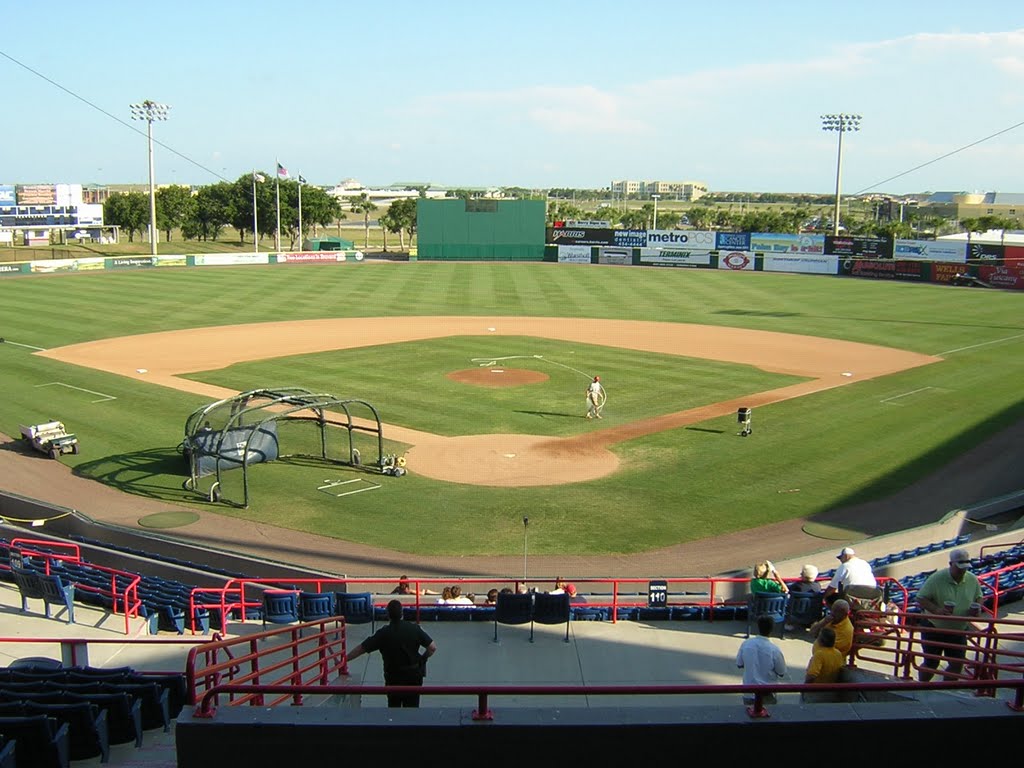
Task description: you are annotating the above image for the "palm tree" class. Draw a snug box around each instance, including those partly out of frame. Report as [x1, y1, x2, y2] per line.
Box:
[378, 211, 394, 252]
[349, 193, 377, 250]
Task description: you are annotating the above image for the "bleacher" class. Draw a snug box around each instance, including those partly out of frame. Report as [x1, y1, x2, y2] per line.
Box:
[0, 661, 186, 764]
[6, 530, 1024, 639]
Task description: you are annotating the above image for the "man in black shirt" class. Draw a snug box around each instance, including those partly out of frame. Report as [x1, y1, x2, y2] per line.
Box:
[345, 599, 437, 707]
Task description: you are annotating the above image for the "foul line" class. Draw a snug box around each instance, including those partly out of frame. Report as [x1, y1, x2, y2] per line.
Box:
[36, 382, 117, 403]
[937, 333, 1024, 356]
[471, 353, 593, 379]
[1, 339, 46, 351]
[880, 387, 933, 405]
[318, 478, 381, 498]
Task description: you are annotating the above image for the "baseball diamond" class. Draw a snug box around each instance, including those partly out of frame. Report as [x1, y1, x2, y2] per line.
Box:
[0, 262, 1022, 568]
[37, 316, 939, 487]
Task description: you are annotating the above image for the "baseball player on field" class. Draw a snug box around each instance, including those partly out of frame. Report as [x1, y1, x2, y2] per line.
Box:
[585, 375, 604, 419]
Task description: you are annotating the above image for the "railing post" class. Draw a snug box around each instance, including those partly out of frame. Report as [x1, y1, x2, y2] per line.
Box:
[291, 627, 303, 706]
[250, 638, 263, 706]
[746, 691, 770, 718]
[472, 692, 493, 721]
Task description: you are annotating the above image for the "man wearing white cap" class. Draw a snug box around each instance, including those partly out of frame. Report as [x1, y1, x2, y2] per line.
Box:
[824, 547, 876, 600]
[914, 547, 984, 682]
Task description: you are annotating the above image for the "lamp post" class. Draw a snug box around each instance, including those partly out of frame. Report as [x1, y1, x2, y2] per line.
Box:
[651, 194, 661, 230]
[522, 516, 529, 588]
[129, 100, 170, 255]
[820, 113, 861, 236]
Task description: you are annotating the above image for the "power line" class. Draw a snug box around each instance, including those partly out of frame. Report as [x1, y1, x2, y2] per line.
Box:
[0, 48, 230, 183]
[856, 119, 1024, 194]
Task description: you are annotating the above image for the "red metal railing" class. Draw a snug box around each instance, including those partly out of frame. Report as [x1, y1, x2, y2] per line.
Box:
[8, 537, 144, 634]
[186, 618, 348, 709]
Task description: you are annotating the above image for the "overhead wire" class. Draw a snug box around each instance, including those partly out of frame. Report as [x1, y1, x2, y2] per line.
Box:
[855, 119, 1024, 194]
[0, 48, 230, 182]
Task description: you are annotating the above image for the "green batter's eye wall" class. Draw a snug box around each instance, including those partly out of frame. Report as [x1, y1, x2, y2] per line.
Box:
[416, 199, 546, 261]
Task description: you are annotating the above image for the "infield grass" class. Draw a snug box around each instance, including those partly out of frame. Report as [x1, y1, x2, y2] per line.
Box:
[1, 262, 1022, 556]
[183, 336, 807, 437]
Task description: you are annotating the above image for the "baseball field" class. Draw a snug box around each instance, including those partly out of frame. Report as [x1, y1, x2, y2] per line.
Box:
[0, 262, 1021, 557]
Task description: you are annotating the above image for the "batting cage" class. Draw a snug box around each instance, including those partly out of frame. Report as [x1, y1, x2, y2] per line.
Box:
[180, 387, 384, 507]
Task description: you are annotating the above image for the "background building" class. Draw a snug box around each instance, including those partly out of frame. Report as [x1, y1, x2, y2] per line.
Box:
[610, 179, 709, 201]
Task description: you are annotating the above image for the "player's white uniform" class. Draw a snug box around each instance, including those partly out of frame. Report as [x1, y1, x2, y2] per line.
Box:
[586, 380, 603, 419]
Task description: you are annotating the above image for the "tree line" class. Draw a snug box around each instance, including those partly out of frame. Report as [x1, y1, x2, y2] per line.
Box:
[102, 176, 419, 251]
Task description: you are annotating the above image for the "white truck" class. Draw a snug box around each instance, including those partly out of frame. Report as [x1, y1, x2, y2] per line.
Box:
[19, 421, 80, 459]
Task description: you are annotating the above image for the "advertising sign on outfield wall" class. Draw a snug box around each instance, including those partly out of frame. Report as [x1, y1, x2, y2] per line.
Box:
[0, 262, 26, 276]
[557, 244, 592, 263]
[194, 253, 270, 266]
[0, 185, 15, 205]
[716, 232, 751, 251]
[967, 242, 1004, 261]
[750, 233, 825, 253]
[613, 229, 647, 247]
[109, 256, 157, 269]
[640, 248, 713, 267]
[276, 252, 363, 263]
[931, 262, 965, 284]
[647, 230, 716, 249]
[717, 251, 756, 271]
[825, 235, 891, 258]
[30, 257, 105, 274]
[596, 247, 633, 265]
[763, 254, 836, 274]
[978, 261, 1024, 289]
[893, 239, 967, 262]
[838, 259, 925, 280]
[546, 227, 614, 246]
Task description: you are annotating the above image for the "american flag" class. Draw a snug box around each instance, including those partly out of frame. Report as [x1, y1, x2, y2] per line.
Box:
[276, 162, 289, 179]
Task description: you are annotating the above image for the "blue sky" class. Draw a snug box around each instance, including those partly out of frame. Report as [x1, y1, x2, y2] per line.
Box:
[2, 1, 1022, 193]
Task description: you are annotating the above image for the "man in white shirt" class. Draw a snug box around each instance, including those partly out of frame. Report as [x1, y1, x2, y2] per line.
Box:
[825, 547, 876, 599]
[736, 614, 787, 708]
[585, 376, 604, 419]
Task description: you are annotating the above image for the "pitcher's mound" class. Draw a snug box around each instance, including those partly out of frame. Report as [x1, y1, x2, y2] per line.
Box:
[447, 368, 549, 387]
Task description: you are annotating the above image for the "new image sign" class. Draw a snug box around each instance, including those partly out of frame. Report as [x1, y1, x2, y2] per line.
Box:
[613, 229, 647, 247]
[0, 185, 15, 205]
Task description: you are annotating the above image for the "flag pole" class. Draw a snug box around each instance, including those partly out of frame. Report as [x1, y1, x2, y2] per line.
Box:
[274, 159, 282, 252]
[297, 176, 304, 251]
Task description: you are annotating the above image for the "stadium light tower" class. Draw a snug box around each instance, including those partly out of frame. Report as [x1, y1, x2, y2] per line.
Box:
[651, 194, 661, 230]
[820, 113, 861, 236]
[130, 100, 171, 255]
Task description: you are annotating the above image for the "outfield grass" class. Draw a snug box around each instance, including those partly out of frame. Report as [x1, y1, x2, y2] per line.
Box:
[1, 263, 1021, 556]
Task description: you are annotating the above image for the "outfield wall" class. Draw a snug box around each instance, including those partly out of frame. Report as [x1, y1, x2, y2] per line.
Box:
[1, 236, 1021, 290]
[0, 250, 366, 276]
[544, 230, 1024, 290]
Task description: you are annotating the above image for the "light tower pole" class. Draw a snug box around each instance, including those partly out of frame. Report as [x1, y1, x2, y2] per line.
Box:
[651, 194, 661, 230]
[129, 100, 171, 255]
[820, 113, 861, 236]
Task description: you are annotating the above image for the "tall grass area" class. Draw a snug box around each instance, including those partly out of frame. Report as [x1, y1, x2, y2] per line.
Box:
[0, 263, 1021, 555]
